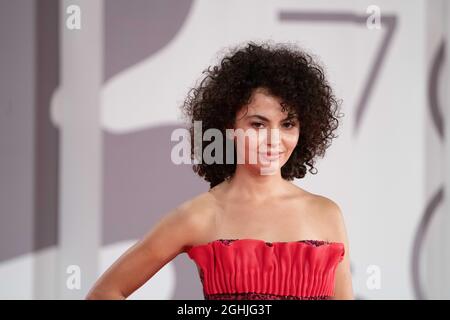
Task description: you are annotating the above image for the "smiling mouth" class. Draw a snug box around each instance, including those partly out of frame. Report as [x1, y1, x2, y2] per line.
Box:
[258, 152, 284, 159]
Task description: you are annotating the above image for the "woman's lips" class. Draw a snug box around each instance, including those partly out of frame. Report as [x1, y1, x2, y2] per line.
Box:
[258, 151, 284, 160]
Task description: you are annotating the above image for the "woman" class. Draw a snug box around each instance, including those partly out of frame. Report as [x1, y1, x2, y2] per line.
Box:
[86, 41, 354, 300]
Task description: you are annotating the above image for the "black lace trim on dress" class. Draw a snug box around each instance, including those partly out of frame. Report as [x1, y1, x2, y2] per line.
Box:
[217, 239, 332, 247]
[204, 292, 332, 300]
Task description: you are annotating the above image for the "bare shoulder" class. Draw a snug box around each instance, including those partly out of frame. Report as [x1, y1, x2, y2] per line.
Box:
[312, 194, 347, 244]
[178, 190, 218, 222]
[306, 193, 343, 218]
[291, 186, 347, 243]
[173, 191, 217, 245]
[132, 191, 217, 260]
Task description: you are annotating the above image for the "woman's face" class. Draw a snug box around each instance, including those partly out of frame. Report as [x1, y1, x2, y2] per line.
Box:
[232, 88, 300, 175]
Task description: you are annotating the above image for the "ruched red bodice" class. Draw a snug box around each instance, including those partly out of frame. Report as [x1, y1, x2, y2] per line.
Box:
[186, 238, 345, 300]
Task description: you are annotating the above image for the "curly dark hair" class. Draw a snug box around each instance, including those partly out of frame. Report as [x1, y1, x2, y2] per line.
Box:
[180, 40, 343, 189]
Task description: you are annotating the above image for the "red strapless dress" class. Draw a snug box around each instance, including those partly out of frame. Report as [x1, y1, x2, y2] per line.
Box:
[186, 238, 345, 300]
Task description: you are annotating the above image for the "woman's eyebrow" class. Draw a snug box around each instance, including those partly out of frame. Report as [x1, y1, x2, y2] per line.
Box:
[246, 114, 269, 121]
[246, 114, 297, 121]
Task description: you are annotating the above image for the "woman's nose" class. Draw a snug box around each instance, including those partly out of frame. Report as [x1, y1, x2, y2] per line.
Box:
[266, 128, 281, 146]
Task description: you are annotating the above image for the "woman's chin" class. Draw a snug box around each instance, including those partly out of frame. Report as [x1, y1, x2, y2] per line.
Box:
[255, 160, 284, 175]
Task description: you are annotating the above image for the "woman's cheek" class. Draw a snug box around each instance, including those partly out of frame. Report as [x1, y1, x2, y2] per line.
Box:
[284, 130, 300, 150]
[235, 134, 259, 164]
[247, 135, 260, 163]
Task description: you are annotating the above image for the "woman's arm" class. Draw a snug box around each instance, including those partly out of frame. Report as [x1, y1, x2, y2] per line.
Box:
[85, 201, 205, 300]
[328, 201, 354, 300]
[315, 196, 354, 300]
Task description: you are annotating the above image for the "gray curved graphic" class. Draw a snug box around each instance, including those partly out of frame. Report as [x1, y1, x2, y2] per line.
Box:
[428, 41, 445, 140]
[104, 0, 194, 81]
[411, 39, 446, 300]
[278, 11, 398, 136]
[412, 187, 444, 299]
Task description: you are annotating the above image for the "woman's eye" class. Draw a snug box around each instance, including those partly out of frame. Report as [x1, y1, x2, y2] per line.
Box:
[283, 122, 295, 129]
[251, 122, 265, 129]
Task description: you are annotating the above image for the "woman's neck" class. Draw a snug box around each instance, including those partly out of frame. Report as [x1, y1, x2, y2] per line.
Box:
[224, 165, 289, 202]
